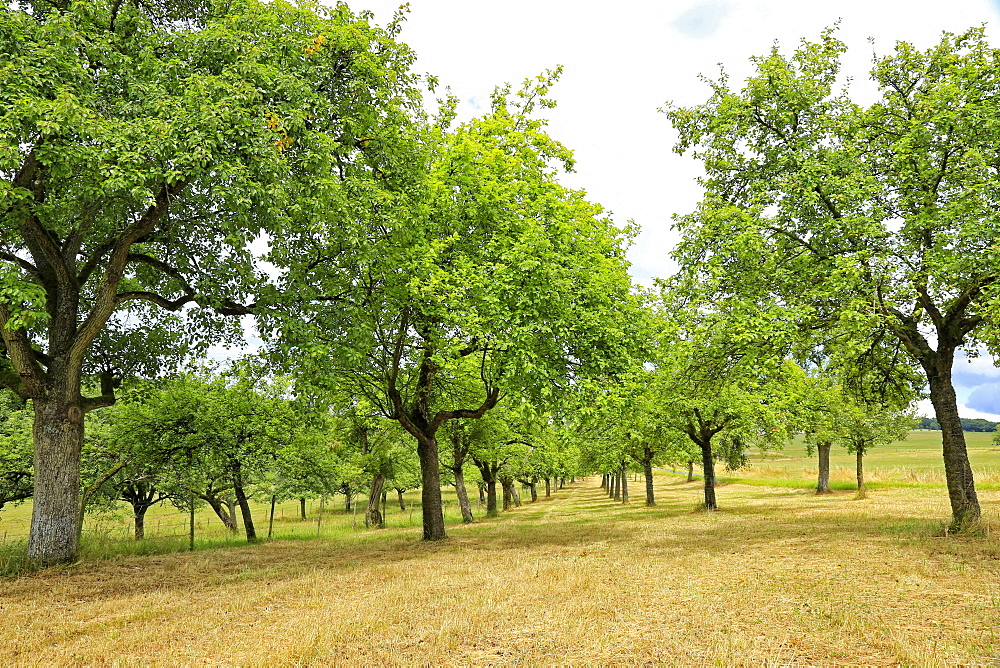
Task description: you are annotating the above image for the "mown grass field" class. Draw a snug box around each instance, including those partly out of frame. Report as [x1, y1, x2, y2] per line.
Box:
[0, 431, 998, 665]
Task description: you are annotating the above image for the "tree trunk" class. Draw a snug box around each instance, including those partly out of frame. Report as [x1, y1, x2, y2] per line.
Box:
[611, 470, 620, 500]
[300, 497, 307, 520]
[415, 435, 446, 540]
[600, 474, 607, 489]
[204, 495, 238, 532]
[134, 504, 148, 540]
[232, 462, 257, 543]
[225, 497, 238, 529]
[856, 449, 864, 492]
[620, 465, 629, 503]
[926, 356, 980, 529]
[453, 468, 474, 523]
[700, 439, 717, 510]
[344, 490, 353, 512]
[528, 481, 537, 502]
[546, 478, 551, 496]
[27, 397, 84, 566]
[687, 460, 695, 482]
[475, 468, 498, 518]
[816, 441, 831, 494]
[501, 476, 514, 511]
[366, 474, 385, 528]
[397, 488, 406, 511]
[643, 456, 655, 507]
[478, 484, 485, 505]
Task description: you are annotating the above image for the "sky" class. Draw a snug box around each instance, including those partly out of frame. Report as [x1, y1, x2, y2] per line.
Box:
[268, 0, 1000, 419]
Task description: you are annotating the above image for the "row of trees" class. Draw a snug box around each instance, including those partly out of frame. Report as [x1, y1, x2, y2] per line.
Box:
[2, 0, 996, 565]
[0, 0, 642, 565]
[0, 364, 591, 542]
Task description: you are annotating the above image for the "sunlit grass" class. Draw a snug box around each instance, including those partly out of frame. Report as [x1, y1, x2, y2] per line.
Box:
[0, 477, 997, 664]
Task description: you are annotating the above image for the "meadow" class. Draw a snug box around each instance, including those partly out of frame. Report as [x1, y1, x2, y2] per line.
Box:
[0, 431, 998, 665]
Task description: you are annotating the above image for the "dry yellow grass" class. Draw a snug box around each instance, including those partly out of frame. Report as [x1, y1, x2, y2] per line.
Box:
[1, 478, 999, 666]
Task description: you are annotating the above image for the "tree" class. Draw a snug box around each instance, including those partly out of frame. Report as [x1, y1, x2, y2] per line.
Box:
[0, 391, 33, 509]
[665, 28, 1000, 529]
[264, 74, 641, 540]
[0, 0, 420, 564]
[649, 305, 797, 510]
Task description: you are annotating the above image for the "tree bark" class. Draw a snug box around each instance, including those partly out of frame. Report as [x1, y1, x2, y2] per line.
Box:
[816, 440, 832, 494]
[366, 473, 385, 528]
[528, 480, 537, 502]
[415, 435, 446, 540]
[620, 464, 629, 503]
[453, 468, 474, 523]
[300, 497, 307, 520]
[687, 460, 695, 482]
[611, 470, 620, 500]
[27, 397, 84, 566]
[397, 488, 406, 511]
[925, 355, 980, 528]
[545, 477, 551, 497]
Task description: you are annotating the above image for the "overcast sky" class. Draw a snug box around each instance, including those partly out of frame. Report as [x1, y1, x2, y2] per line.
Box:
[312, 0, 1000, 418]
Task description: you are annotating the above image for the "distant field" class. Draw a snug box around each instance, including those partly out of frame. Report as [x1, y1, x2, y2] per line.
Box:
[679, 429, 1000, 491]
[0, 476, 997, 664]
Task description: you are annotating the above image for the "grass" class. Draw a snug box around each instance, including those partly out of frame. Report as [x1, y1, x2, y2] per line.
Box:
[0, 479, 998, 664]
[694, 429, 1000, 491]
[0, 431, 999, 664]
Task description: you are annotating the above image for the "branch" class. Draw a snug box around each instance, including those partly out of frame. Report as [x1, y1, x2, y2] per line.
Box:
[71, 179, 189, 366]
[0, 252, 41, 283]
[79, 370, 120, 413]
[428, 385, 501, 434]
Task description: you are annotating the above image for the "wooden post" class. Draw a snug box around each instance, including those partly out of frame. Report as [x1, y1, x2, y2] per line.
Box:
[268, 495, 276, 539]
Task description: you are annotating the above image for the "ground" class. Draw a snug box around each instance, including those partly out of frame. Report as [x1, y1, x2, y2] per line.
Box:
[0, 432, 998, 665]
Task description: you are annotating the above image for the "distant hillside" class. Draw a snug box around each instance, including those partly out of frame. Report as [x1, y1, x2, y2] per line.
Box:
[917, 417, 997, 432]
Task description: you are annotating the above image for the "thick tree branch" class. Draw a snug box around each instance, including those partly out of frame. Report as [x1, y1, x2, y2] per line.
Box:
[71, 180, 189, 366]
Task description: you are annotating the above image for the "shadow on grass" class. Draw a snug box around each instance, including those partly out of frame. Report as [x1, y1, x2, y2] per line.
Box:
[1, 478, 996, 605]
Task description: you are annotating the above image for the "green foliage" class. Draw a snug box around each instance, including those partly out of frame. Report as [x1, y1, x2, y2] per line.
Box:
[664, 26, 1000, 524]
[262, 71, 641, 426]
[0, 391, 32, 509]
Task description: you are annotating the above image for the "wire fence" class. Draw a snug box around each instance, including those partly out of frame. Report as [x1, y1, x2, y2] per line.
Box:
[0, 492, 495, 547]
